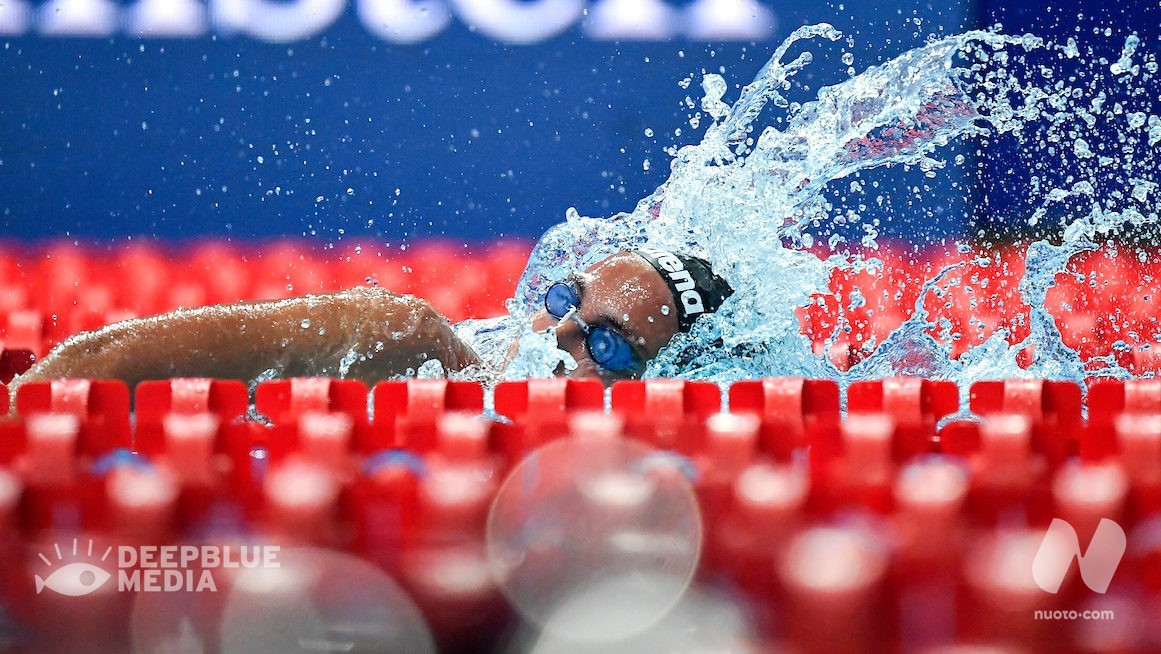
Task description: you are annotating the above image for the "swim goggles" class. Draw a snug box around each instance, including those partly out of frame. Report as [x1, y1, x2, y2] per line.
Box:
[544, 281, 640, 373]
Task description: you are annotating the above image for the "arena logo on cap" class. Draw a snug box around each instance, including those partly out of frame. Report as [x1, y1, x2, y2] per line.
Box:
[34, 538, 280, 596]
[638, 247, 706, 315]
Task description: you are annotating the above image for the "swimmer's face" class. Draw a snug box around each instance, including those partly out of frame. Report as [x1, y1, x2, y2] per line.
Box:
[530, 252, 680, 383]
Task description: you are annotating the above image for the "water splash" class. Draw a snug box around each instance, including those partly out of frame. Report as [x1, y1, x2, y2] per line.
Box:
[495, 25, 1159, 389]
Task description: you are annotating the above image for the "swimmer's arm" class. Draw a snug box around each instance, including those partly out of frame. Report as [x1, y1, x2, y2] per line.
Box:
[12, 287, 480, 390]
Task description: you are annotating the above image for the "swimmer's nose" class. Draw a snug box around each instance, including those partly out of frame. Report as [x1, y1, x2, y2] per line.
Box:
[551, 318, 588, 367]
[532, 308, 590, 375]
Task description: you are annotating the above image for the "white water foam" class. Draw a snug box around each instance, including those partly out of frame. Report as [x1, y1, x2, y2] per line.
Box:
[476, 25, 1159, 390]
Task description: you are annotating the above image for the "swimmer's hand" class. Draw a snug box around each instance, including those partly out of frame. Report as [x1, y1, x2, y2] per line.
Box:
[12, 287, 480, 392]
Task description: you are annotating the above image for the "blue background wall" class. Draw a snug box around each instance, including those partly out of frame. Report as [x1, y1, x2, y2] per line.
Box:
[0, 0, 1153, 245]
[976, 0, 1160, 238]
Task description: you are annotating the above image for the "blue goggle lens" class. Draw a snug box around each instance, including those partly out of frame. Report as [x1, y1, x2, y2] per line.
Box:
[587, 325, 637, 372]
[545, 282, 580, 318]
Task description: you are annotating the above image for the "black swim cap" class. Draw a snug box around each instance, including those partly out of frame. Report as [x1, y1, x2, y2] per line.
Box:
[631, 248, 734, 332]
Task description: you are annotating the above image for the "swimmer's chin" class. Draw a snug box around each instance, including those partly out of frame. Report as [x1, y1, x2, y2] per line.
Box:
[556, 357, 634, 387]
[554, 357, 588, 378]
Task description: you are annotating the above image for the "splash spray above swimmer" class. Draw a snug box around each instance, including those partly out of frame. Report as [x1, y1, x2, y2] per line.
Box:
[11, 23, 1161, 392]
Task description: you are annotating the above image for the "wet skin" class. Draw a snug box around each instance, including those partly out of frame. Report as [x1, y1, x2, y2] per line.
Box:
[11, 252, 681, 397]
[530, 252, 681, 383]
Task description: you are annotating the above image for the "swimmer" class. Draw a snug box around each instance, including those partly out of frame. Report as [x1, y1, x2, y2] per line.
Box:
[11, 248, 732, 392]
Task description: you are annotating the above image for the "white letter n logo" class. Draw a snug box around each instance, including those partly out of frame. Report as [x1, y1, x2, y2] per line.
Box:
[1032, 518, 1127, 594]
